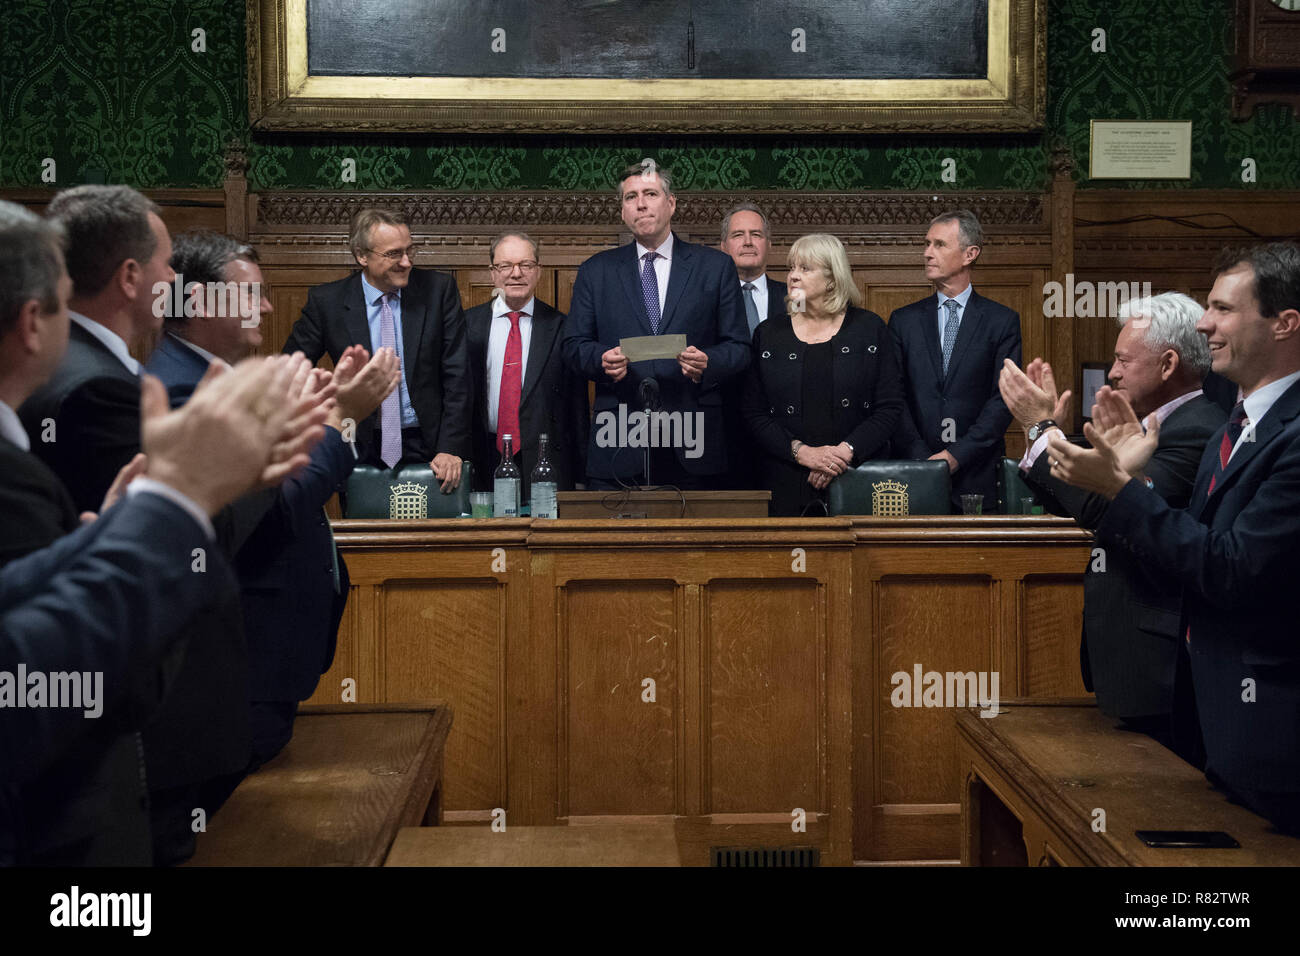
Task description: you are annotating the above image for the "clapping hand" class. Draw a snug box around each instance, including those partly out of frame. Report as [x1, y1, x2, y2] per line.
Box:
[1089, 385, 1160, 478]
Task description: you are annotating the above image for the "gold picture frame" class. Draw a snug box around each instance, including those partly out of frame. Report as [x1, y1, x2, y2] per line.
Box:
[247, 0, 1045, 133]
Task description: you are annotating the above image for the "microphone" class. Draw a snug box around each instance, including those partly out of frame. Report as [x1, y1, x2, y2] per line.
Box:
[637, 376, 661, 413]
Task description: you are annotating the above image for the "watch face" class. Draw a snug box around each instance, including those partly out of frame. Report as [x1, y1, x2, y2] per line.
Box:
[1269, 0, 1300, 11]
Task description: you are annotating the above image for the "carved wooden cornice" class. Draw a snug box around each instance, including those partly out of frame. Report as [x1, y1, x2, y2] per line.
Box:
[253, 191, 1048, 232]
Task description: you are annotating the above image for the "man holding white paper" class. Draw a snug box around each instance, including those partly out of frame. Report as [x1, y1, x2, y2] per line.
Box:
[562, 162, 751, 489]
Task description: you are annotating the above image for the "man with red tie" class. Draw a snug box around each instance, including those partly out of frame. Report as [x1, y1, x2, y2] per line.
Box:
[1048, 242, 1300, 834]
[466, 232, 588, 496]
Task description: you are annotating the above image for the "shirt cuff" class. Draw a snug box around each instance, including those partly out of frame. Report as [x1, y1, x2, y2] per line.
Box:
[1020, 432, 1052, 471]
[126, 477, 216, 540]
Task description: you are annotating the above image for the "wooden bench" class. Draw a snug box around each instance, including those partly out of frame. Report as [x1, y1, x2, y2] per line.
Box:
[384, 824, 681, 866]
[958, 699, 1300, 866]
[186, 702, 452, 866]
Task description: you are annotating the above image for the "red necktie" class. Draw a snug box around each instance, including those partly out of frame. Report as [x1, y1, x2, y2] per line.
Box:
[496, 310, 523, 453]
[1206, 401, 1247, 497]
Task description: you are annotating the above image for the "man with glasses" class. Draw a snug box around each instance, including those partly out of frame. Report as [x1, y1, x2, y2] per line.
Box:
[465, 231, 588, 497]
[284, 208, 470, 490]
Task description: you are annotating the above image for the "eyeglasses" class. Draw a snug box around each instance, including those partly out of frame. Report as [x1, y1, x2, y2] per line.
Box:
[368, 245, 419, 261]
[490, 260, 540, 274]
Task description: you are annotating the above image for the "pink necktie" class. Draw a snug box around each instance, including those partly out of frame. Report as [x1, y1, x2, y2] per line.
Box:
[379, 293, 401, 469]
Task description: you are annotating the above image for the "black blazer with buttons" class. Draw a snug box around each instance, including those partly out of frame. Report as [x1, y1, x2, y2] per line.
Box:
[741, 306, 904, 516]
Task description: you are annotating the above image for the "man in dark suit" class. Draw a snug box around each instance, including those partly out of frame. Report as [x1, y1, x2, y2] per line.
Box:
[282, 207, 471, 491]
[466, 231, 587, 498]
[562, 163, 751, 488]
[890, 210, 1022, 512]
[147, 230, 400, 768]
[16, 187, 258, 865]
[719, 202, 786, 489]
[0, 204, 326, 863]
[1049, 241, 1300, 833]
[2, 351, 330, 866]
[1001, 293, 1223, 752]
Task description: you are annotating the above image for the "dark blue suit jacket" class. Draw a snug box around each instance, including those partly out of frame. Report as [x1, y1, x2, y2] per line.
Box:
[0, 493, 218, 864]
[562, 234, 751, 479]
[889, 290, 1022, 509]
[145, 333, 354, 703]
[1097, 377, 1300, 796]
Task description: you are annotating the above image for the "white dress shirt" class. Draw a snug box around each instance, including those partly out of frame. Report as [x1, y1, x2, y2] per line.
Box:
[1232, 369, 1300, 462]
[486, 295, 535, 433]
[1021, 388, 1204, 472]
[741, 274, 770, 324]
[71, 311, 140, 375]
[634, 233, 674, 316]
[0, 399, 29, 450]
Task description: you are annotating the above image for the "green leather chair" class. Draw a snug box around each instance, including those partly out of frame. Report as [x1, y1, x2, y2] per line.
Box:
[344, 462, 474, 519]
[997, 457, 1041, 514]
[827, 459, 952, 516]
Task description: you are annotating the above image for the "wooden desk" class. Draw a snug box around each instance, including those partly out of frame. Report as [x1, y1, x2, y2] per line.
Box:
[186, 703, 452, 867]
[385, 824, 681, 866]
[958, 699, 1300, 866]
[317, 516, 1091, 863]
[557, 490, 771, 518]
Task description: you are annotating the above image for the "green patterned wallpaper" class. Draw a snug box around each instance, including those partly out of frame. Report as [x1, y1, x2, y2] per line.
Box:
[2, 0, 1297, 191]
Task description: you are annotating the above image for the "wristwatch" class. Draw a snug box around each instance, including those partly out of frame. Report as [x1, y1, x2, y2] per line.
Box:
[791, 439, 804, 461]
[1027, 419, 1058, 442]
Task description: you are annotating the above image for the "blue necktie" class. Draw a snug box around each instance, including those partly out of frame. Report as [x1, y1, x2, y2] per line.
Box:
[941, 299, 961, 375]
[641, 252, 662, 334]
[742, 282, 761, 335]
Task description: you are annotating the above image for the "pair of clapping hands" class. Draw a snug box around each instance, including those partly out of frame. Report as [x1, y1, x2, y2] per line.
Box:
[999, 357, 1161, 501]
[85, 348, 402, 523]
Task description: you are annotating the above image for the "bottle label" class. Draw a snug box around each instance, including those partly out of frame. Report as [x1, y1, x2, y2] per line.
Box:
[532, 482, 558, 519]
[493, 478, 520, 517]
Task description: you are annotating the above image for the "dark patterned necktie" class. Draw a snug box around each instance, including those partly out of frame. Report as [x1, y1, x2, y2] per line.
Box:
[941, 299, 960, 375]
[641, 251, 662, 334]
[1206, 401, 1247, 497]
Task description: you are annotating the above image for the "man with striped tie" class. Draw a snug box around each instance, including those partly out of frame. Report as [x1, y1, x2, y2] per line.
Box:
[890, 210, 1022, 513]
[562, 162, 750, 489]
[1048, 242, 1300, 834]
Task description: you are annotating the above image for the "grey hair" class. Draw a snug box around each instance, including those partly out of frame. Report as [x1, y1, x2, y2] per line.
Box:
[616, 161, 674, 200]
[720, 202, 771, 243]
[0, 200, 66, 338]
[167, 230, 260, 325]
[489, 230, 540, 263]
[930, 209, 984, 250]
[348, 207, 409, 259]
[1116, 292, 1212, 378]
[45, 185, 160, 298]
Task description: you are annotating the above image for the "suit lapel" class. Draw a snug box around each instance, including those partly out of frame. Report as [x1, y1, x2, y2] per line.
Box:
[343, 274, 372, 351]
[1204, 380, 1300, 506]
[766, 278, 787, 321]
[918, 295, 944, 385]
[398, 272, 427, 373]
[616, 244, 654, 336]
[521, 302, 559, 408]
[659, 236, 694, 334]
[943, 291, 980, 387]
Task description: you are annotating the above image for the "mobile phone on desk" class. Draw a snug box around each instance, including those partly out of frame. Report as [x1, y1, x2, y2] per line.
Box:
[1135, 830, 1240, 849]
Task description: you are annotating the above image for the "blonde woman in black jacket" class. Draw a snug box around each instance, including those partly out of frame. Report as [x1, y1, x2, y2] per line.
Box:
[742, 234, 904, 516]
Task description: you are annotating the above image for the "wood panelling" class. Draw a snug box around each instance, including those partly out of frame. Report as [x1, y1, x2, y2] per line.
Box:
[323, 516, 1086, 864]
[561, 581, 677, 816]
[707, 581, 822, 815]
[851, 518, 1091, 861]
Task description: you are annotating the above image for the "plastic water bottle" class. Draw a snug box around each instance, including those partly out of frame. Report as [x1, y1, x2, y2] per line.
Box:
[531, 433, 558, 519]
[493, 434, 521, 517]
